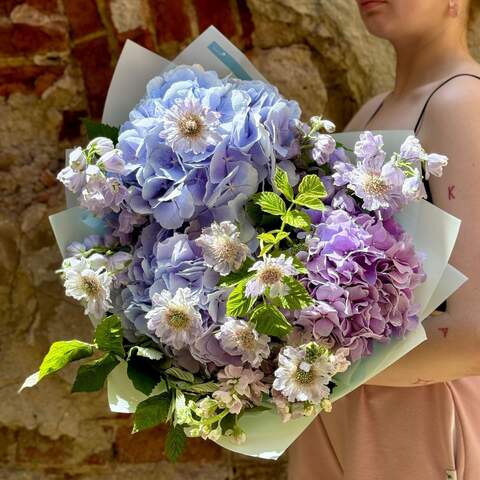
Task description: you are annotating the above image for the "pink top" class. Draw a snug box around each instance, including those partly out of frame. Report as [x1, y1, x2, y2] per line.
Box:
[288, 377, 480, 479]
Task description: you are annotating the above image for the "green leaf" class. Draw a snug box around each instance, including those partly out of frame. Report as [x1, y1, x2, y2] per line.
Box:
[133, 392, 171, 433]
[71, 353, 119, 393]
[259, 243, 274, 256]
[82, 118, 119, 143]
[165, 424, 187, 462]
[165, 367, 195, 384]
[219, 257, 254, 287]
[250, 304, 292, 337]
[281, 210, 311, 231]
[294, 193, 325, 211]
[127, 346, 163, 361]
[255, 192, 287, 216]
[226, 280, 256, 317]
[298, 175, 327, 197]
[127, 359, 160, 396]
[258, 231, 290, 245]
[257, 232, 276, 244]
[292, 256, 308, 274]
[95, 315, 124, 356]
[185, 381, 219, 394]
[274, 168, 294, 201]
[273, 277, 313, 310]
[39, 340, 94, 381]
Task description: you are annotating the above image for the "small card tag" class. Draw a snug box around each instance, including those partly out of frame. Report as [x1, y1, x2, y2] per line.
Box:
[446, 470, 457, 480]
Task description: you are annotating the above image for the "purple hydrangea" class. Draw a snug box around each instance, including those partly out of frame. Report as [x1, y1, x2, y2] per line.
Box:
[297, 209, 425, 361]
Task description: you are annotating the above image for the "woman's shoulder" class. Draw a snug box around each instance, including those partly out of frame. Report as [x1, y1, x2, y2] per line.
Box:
[344, 92, 389, 131]
[422, 68, 480, 134]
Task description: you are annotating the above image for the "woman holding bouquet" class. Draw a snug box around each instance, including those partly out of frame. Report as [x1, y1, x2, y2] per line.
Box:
[289, 0, 480, 478]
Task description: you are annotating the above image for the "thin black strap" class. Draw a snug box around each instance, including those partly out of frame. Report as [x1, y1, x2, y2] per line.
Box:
[414, 73, 480, 134]
[364, 97, 386, 129]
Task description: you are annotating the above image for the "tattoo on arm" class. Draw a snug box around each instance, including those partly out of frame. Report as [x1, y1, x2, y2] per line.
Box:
[448, 185, 456, 200]
[438, 327, 449, 338]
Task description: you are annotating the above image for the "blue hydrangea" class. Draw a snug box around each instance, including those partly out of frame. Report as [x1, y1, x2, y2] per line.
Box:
[117, 66, 301, 231]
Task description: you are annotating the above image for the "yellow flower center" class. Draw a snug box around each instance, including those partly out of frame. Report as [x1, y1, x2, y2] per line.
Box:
[259, 266, 283, 285]
[236, 328, 256, 350]
[364, 174, 389, 196]
[166, 307, 191, 330]
[214, 239, 240, 262]
[178, 114, 203, 138]
[295, 368, 315, 385]
[81, 276, 101, 296]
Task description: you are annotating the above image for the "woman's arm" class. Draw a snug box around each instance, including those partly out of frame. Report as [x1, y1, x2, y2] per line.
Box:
[368, 77, 480, 387]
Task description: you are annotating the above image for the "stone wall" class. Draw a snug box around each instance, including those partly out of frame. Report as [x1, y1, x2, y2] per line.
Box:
[0, 1, 478, 479]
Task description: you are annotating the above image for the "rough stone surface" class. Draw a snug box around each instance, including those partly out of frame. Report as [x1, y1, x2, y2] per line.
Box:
[1, 1, 480, 479]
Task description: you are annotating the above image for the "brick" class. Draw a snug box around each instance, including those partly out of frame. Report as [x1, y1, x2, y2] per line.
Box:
[237, 0, 254, 49]
[72, 36, 113, 118]
[114, 424, 222, 464]
[114, 424, 167, 463]
[59, 110, 88, 141]
[64, 0, 103, 39]
[193, 0, 237, 37]
[0, 24, 68, 55]
[0, 65, 65, 96]
[149, 0, 191, 43]
[117, 28, 155, 50]
[16, 429, 74, 465]
[1, 0, 59, 14]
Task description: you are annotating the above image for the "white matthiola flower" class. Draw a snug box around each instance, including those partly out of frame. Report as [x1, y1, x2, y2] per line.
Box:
[245, 254, 298, 298]
[57, 147, 87, 193]
[87, 137, 114, 156]
[98, 149, 126, 174]
[196, 221, 250, 275]
[68, 147, 87, 170]
[273, 344, 350, 404]
[399, 135, 448, 179]
[145, 288, 203, 350]
[425, 153, 448, 179]
[63, 257, 112, 319]
[399, 135, 424, 164]
[402, 170, 427, 201]
[216, 318, 270, 367]
[160, 94, 221, 154]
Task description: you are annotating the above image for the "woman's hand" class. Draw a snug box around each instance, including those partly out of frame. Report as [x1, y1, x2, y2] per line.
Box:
[368, 76, 480, 387]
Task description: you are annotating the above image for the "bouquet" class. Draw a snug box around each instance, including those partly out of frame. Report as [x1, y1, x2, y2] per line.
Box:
[21, 27, 466, 461]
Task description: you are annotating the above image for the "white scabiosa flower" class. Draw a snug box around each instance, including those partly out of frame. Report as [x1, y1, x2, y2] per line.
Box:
[245, 254, 298, 298]
[196, 221, 250, 275]
[216, 318, 270, 367]
[63, 257, 112, 320]
[160, 94, 221, 154]
[146, 288, 203, 350]
[273, 343, 349, 404]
